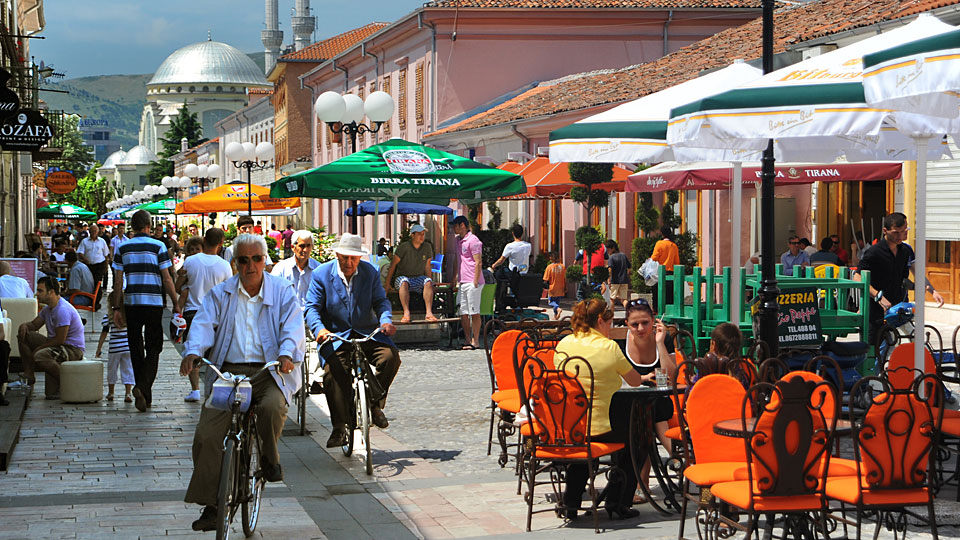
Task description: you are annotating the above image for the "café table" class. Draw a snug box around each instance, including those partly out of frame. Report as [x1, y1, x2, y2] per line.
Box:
[612, 385, 681, 515]
[713, 417, 852, 438]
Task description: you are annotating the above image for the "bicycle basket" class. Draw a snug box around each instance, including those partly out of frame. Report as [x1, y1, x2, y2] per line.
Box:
[210, 377, 253, 412]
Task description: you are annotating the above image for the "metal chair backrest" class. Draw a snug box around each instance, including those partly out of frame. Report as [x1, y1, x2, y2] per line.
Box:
[488, 329, 524, 393]
[686, 373, 747, 464]
[743, 375, 838, 498]
[886, 342, 937, 390]
[803, 355, 844, 392]
[527, 356, 593, 450]
[848, 373, 943, 491]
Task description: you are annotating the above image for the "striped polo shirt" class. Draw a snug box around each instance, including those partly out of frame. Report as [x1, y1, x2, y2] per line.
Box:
[113, 233, 171, 307]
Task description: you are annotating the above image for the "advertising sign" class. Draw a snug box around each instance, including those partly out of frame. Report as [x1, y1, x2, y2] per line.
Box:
[0, 68, 20, 119]
[0, 110, 54, 152]
[0, 257, 37, 294]
[46, 169, 77, 194]
[751, 287, 823, 347]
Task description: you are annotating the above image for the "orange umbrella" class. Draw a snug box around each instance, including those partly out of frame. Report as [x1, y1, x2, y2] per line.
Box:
[175, 181, 300, 215]
[497, 157, 631, 199]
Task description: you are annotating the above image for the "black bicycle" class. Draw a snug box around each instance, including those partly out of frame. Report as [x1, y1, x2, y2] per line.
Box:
[199, 358, 279, 540]
[292, 337, 318, 436]
[327, 329, 382, 475]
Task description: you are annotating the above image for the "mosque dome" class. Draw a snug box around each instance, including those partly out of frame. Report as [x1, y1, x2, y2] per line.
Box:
[120, 145, 159, 165]
[101, 149, 127, 169]
[148, 40, 269, 87]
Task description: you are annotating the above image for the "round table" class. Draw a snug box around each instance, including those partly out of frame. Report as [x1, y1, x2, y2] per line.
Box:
[713, 417, 853, 438]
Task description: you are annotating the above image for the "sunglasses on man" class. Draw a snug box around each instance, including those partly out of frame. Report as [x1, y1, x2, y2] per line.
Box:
[236, 255, 265, 265]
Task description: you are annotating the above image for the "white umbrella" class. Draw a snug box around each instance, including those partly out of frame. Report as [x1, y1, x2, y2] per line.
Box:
[667, 14, 960, 371]
[547, 61, 762, 164]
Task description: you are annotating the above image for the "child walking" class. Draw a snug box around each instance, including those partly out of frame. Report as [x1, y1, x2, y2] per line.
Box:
[96, 305, 134, 402]
[542, 251, 566, 319]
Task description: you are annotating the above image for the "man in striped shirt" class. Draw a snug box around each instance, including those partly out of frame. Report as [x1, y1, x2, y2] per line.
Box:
[111, 210, 179, 412]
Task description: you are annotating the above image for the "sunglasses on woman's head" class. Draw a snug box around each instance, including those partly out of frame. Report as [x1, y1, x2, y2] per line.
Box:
[236, 255, 265, 265]
[628, 298, 649, 306]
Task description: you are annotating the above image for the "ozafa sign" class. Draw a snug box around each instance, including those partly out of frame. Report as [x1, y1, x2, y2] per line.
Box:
[46, 169, 77, 194]
[751, 287, 823, 347]
[0, 110, 53, 151]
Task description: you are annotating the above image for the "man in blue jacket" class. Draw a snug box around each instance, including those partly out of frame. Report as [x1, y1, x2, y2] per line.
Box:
[305, 233, 399, 448]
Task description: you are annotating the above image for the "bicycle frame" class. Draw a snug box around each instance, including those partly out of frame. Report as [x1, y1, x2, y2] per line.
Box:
[326, 329, 381, 475]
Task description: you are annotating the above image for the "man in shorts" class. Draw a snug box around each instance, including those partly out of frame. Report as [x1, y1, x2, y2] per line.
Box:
[452, 216, 483, 350]
[605, 239, 631, 309]
[385, 223, 437, 323]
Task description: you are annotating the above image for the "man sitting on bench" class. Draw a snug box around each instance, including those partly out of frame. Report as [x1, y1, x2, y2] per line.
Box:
[385, 224, 437, 323]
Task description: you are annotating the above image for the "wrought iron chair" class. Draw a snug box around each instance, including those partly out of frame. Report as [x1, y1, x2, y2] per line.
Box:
[709, 375, 838, 540]
[483, 326, 525, 466]
[825, 371, 944, 540]
[522, 356, 623, 533]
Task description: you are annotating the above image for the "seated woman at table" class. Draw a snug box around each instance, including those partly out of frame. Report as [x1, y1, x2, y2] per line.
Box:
[623, 298, 677, 498]
[555, 298, 645, 520]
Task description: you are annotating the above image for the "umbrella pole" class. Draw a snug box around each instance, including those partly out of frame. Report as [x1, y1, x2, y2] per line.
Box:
[393, 195, 399, 245]
[731, 162, 742, 324]
[914, 137, 930, 375]
[373, 199, 381, 257]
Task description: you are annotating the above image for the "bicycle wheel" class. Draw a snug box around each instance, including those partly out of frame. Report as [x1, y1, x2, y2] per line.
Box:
[341, 387, 355, 457]
[297, 355, 308, 436]
[216, 438, 237, 540]
[356, 380, 373, 475]
[241, 424, 264, 537]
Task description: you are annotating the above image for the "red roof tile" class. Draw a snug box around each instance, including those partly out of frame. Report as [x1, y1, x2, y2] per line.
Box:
[423, 0, 764, 7]
[427, 0, 960, 137]
[280, 23, 390, 62]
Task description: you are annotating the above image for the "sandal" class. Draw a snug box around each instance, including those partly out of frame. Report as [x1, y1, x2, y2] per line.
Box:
[425, 315, 438, 322]
[461, 344, 477, 351]
[106, 394, 114, 401]
[400, 315, 411, 323]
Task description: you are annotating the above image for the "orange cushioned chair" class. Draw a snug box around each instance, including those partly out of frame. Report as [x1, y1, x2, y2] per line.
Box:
[677, 372, 749, 540]
[523, 358, 623, 534]
[825, 373, 944, 540]
[68, 280, 101, 329]
[484, 328, 525, 465]
[710, 375, 838, 539]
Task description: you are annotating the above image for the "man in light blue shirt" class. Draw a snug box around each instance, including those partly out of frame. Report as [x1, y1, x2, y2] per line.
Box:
[180, 234, 304, 532]
[270, 230, 319, 310]
[64, 251, 95, 307]
[780, 235, 811, 276]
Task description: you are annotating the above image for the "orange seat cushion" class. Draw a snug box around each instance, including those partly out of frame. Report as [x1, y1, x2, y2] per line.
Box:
[492, 389, 519, 403]
[684, 462, 749, 486]
[520, 422, 543, 436]
[824, 476, 931, 505]
[712, 481, 823, 512]
[497, 397, 522, 414]
[938, 416, 960, 437]
[935, 407, 960, 419]
[534, 442, 624, 460]
[824, 458, 858, 478]
[664, 426, 683, 441]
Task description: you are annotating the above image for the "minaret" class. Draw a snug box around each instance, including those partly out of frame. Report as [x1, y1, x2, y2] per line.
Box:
[261, 0, 283, 75]
[291, 0, 315, 51]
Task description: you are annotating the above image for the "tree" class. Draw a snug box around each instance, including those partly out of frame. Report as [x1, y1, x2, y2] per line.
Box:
[568, 162, 613, 224]
[63, 166, 111, 216]
[146, 103, 207, 185]
[57, 115, 95, 178]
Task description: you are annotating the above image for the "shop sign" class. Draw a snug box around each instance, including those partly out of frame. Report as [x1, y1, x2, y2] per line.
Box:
[0, 110, 53, 151]
[46, 169, 77, 194]
[0, 68, 20, 119]
[751, 287, 823, 347]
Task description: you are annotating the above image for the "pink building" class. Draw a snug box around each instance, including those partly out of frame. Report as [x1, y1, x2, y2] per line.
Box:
[300, 0, 765, 247]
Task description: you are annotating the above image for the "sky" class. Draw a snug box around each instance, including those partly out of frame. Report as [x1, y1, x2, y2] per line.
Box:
[33, 0, 427, 79]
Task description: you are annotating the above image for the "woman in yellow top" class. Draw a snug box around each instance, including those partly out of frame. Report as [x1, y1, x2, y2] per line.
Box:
[651, 225, 680, 310]
[555, 298, 644, 520]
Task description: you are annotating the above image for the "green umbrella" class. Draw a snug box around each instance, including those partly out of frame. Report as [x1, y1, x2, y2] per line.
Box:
[36, 203, 97, 220]
[270, 138, 525, 202]
[123, 198, 178, 218]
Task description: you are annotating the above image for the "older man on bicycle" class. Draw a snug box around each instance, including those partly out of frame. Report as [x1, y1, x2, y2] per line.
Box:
[305, 232, 399, 448]
[179, 234, 305, 532]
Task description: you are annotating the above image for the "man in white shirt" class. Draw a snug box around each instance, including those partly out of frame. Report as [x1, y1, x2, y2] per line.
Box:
[490, 223, 532, 276]
[270, 230, 319, 310]
[76, 224, 110, 309]
[177, 228, 232, 402]
[0, 261, 31, 298]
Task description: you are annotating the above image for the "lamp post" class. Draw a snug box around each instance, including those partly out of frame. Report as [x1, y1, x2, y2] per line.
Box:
[183, 163, 222, 231]
[224, 141, 274, 216]
[314, 90, 395, 233]
[757, 0, 780, 358]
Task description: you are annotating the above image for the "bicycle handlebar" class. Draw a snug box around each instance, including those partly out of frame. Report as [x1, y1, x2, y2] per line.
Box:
[196, 358, 281, 383]
[324, 328, 381, 344]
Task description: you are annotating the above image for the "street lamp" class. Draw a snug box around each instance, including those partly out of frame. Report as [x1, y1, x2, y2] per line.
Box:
[314, 90, 395, 233]
[757, 0, 780, 358]
[225, 141, 273, 215]
[183, 162, 221, 231]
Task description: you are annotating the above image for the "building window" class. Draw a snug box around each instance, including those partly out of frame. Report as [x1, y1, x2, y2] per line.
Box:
[203, 86, 209, 92]
[217, 86, 223, 92]
[177, 87, 182, 92]
[189, 86, 195, 92]
[415, 63, 424, 127]
[381, 75, 391, 137]
[930, 240, 952, 264]
[398, 67, 407, 131]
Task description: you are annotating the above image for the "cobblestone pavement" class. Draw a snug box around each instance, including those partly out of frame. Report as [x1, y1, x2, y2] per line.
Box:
[0, 303, 959, 539]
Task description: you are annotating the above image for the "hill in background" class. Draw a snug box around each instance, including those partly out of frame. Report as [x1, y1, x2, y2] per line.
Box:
[39, 52, 268, 152]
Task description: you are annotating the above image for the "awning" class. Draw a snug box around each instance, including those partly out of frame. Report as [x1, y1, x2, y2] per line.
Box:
[626, 161, 904, 192]
[497, 157, 631, 199]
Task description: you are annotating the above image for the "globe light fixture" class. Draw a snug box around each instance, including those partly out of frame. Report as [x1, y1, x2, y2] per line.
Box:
[225, 139, 273, 215]
[313, 89, 397, 232]
[183, 163, 200, 178]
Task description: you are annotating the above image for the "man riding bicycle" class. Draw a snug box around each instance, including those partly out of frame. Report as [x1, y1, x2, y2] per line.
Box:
[304, 233, 399, 448]
[179, 234, 305, 531]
